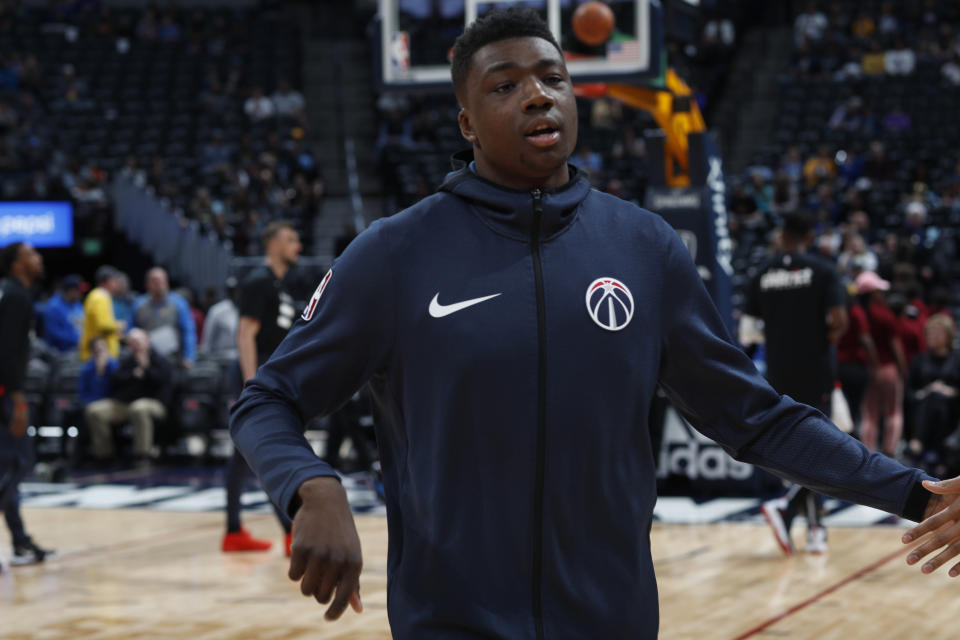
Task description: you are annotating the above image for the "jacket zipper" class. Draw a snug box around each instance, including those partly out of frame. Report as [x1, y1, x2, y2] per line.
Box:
[530, 188, 547, 640]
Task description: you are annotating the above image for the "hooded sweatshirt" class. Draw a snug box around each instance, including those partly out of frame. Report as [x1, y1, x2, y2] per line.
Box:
[231, 152, 931, 639]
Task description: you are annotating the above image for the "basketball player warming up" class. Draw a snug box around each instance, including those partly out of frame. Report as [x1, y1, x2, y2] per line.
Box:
[230, 9, 960, 639]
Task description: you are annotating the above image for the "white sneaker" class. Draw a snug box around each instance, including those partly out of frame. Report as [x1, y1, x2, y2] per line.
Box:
[806, 527, 828, 554]
[761, 499, 794, 555]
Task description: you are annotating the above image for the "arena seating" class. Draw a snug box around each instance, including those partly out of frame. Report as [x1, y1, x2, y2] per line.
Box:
[1, 3, 313, 254]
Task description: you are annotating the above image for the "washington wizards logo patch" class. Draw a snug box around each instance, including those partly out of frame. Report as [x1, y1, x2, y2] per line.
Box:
[585, 277, 634, 331]
[302, 269, 333, 321]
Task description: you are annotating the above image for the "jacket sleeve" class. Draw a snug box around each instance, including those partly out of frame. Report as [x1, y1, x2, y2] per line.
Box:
[172, 293, 197, 362]
[93, 291, 122, 335]
[230, 221, 396, 517]
[655, 222, 933, 521]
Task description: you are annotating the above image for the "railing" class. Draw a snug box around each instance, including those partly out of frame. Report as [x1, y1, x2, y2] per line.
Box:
[110, 175, 232, 297]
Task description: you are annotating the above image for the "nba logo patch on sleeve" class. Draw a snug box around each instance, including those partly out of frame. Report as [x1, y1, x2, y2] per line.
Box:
[302, 269, 333, 321]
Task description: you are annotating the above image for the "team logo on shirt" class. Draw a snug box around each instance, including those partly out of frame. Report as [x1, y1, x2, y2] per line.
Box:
[301, 269, 333, 321]
[585, 277, 634, 331]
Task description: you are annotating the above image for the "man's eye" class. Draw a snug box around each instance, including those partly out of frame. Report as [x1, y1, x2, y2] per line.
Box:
[545, 75, 564, 84]
[494, 83, 514, 94]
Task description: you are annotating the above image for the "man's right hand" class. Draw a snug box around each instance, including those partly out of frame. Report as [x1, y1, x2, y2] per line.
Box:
[289, 476, 364, 621]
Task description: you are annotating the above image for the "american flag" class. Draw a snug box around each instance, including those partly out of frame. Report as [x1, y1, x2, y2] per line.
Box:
[607, 39, 641, 63]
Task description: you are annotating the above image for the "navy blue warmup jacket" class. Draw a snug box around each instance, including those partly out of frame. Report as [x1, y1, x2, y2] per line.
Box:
[231, 153, 932, 639]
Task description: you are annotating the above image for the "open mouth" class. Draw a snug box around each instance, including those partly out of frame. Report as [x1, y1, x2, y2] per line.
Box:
[524, 123, 561, 147]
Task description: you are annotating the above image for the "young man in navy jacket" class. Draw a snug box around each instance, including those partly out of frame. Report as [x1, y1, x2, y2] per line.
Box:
[230, 8, 960, 638]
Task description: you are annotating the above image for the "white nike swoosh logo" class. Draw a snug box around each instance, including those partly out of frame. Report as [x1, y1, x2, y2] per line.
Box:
[428, 292, 501, 318]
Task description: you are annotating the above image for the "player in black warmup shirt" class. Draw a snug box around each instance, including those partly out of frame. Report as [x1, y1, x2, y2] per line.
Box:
[222, 221, 304, 553]
[0, 242, 56, 567]
[745, 213, 848, 554]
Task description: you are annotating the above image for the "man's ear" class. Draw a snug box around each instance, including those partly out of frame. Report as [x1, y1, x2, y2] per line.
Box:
[458, 108, 479, 145]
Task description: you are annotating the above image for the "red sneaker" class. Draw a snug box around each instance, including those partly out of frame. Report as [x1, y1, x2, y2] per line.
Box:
[284, 532, 292, 557]
[222, 528, 273, 552]
[761, 500, 794, 556]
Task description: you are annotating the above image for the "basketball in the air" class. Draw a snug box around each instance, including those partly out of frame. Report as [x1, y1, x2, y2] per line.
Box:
[572, 1, 615, 46]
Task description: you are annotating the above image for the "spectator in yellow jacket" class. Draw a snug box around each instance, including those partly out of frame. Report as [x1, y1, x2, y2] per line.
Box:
[80, 265, 127, 361]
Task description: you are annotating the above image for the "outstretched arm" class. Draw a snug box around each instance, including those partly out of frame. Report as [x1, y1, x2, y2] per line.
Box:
[902, 477, 960, 576]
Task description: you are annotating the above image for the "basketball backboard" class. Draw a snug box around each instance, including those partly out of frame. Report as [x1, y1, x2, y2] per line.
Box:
[377, 0, 663, 91]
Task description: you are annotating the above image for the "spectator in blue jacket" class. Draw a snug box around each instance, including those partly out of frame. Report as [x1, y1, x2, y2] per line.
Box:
[78, 338, 117, 406]
[41, 274, 85, 353]
[129, 267, 197, 368]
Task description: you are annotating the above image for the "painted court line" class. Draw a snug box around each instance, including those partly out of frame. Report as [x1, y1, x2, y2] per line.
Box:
[732, 547, 905, 639]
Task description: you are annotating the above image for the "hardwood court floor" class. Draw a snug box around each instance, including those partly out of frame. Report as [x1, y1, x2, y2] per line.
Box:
[2, 508, 957, 639]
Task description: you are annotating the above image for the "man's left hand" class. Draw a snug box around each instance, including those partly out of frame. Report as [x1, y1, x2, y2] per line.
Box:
[902, 477, 960, 577]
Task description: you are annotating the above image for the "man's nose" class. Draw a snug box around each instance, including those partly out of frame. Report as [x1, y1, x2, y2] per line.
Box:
[521, 78, 554, 112]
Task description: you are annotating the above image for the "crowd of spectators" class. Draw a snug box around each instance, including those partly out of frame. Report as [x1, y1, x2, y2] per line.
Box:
[0, 0, 319, 257]
[725, 1, 960, 475]
[23, 262, 241, 468]
[791, 0, 960, 83]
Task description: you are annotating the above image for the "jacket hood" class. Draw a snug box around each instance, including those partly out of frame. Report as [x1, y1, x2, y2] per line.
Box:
[438, 149, 591, 240]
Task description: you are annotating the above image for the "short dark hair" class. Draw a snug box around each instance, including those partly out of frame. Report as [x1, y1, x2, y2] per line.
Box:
[451, 7, 562, 103]
[781, 213, 813, 241]
[0, 242, 25, 276]
[261, 219, 296, 246]
[95, 264, 121, 285]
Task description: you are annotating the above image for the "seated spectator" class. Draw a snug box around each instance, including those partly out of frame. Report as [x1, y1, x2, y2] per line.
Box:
[41, 275, 84, 353]
[244, 86, 275, 122]
[906, 315, 960, 475]
[201, 133, 233, 175]
[156, 12, 182, 43]
[885, 39, 916, 75]
[942, 54, 960, 86]
[861, 41, 886, 75]
[794, 3, 827, 46]
[803, 144, 837, 187]
[834, 46, 863, 81]
[744, 168, 774, 215]
[882, 104, 912, 133]
[779, 146, 804, 184]
[199, 277, 239, 359]
[877, 1, 900, 36]
[271, 79, 305, 123]
[130, 267, 197, 369]
[850, 11, 875, 40]
[79, 337, 117, 406]
[838, 233, 879, 276]
[828, 96, 866, 132]
[84, 329, 174, 464]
